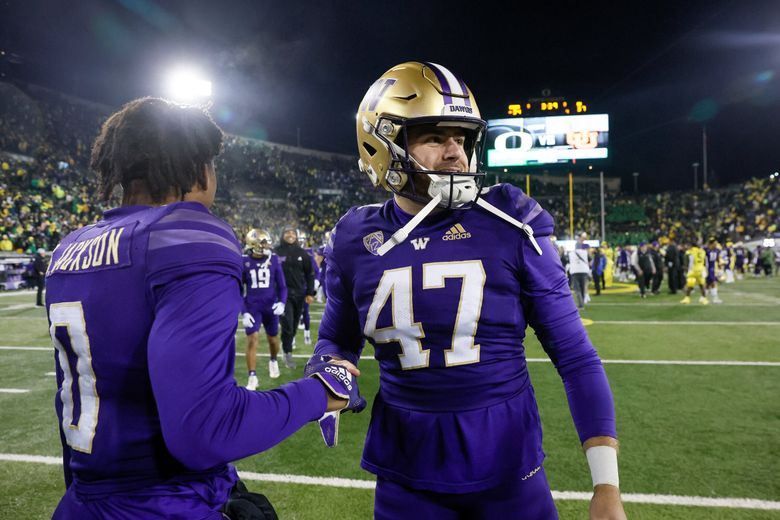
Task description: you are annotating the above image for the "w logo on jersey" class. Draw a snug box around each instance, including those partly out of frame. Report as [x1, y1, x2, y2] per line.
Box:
[411, 237, 430, 250]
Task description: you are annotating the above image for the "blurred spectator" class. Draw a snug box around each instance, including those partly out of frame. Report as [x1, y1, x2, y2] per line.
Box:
[632, 242, 655, 298]
[665, 238, 682, 295]
[591, 246, 606, 295]
[32, 248, 47, 306]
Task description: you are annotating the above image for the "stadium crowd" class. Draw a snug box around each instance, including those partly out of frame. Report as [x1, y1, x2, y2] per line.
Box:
[1, 81, 777, 259]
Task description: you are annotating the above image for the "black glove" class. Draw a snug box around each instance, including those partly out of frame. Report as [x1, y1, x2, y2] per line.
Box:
[221, 480, 278, 520]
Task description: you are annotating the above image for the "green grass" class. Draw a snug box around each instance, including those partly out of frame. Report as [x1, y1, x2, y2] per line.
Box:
[1, 276, 779, 518]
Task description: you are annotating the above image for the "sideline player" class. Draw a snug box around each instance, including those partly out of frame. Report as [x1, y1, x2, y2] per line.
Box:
[704, 238, 723, 303]
[45, 97, 362, 519]
[311, 62, 625, 519]
[297, 230, 320, 345]
[680, 238, 709, 304]
[242, 228, 287, 388]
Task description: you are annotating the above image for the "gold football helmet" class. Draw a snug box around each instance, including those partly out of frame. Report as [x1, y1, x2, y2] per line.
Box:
[356, 61, 487, 209]
[245, 228, 272, 257]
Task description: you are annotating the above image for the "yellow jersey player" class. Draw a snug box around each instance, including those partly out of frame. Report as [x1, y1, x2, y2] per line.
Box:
[680, 239, 708, 304]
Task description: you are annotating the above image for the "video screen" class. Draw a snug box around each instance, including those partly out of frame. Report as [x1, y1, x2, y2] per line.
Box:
[486, 114, 609, 168]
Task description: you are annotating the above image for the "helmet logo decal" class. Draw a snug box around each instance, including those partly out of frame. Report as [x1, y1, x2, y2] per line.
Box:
[423, 62, 472, 108]
[360, 78, 397, 113]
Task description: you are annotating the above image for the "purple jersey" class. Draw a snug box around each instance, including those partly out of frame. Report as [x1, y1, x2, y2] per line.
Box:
[46, 201, 327, 499]
[316, 184, 616, 493]
[735, 247, 746, 267]
[617, 249, 628, 266]
[705, 247, 720, 274]
[305, 247, 321, 279]
[242, 254, 287, 310]
[317, 245, 329, 297]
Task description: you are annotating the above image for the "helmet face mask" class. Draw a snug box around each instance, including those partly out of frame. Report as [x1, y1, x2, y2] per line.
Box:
[357, 62, 487, 210]
[245, 228, 272, 257]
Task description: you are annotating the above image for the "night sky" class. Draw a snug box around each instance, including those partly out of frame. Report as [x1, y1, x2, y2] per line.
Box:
[2, 0, 779, 193]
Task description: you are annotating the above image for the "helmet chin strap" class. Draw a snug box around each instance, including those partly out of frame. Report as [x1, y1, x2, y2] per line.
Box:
[376, 149, 470, 256]
[376, 192, 442, 256]
[475, 197, 543, 255]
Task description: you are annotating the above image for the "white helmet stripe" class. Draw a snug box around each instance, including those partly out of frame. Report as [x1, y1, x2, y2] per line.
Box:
[429, 62, 466, 96]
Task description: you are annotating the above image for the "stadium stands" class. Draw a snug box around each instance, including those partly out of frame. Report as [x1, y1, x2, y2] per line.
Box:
[1, 81, 777, 255]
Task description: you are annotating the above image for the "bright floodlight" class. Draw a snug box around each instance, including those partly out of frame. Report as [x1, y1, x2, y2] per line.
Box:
[164, 68, 212, 103]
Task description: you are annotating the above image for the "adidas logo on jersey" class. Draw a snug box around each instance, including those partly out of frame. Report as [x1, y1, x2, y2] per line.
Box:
[443, 224, 471, 241]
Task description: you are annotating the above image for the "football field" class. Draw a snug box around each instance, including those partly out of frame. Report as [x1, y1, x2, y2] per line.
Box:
[1, 277, 779, 519]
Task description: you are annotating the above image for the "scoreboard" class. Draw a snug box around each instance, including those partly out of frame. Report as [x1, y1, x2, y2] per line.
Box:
[485, 113, 609, 168]
[505, 98, 589, 117]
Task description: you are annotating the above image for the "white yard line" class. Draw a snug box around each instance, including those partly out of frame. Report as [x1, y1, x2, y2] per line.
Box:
[588, 302, 776, 307]
[0, 304, 39, 311]
[595, 320, 779, 326]
[0, 453, 776, 510]
[0, 346, 51, 351]
[0, 389, 29, 393]
[0, 290, 36, 298]
[3, 346, 779, 366]
[525, 358, 780, 367]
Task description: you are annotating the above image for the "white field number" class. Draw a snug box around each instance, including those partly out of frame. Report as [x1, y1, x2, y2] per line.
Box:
[363, 261, 485, 369]
[49, 302, 99, 453]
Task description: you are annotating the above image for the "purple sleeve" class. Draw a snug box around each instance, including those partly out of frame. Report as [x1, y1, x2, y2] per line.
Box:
[303, 250, 316, 296]
[241, 264, 250, 313]
[519, 231, 617, 443]
[310, 253, 320, 279]
[147, 270, 327, 471]
[274, 257, 288, 304]
[313, 260, 363, 366]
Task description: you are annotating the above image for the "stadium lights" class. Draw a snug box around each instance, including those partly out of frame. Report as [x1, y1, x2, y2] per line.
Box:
[164, 67, 212, 103]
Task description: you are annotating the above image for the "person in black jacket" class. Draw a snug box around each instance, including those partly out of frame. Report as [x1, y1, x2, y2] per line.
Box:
[274, 226, 315, 369]
[650, 241, 664, 295]
[665, 239, 681, 294]
[32, 248, 48, 306]
[632, 242, 655, 298]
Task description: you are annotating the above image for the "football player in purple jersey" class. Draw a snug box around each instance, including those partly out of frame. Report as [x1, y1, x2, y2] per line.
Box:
[704, 238, 723, 303]
[734, 242, 747, 279]
[309, 62, 626, 519]
[298, 231, 321, 346]
[242, 228, 287, 388]
[314, 242, 327, 302]
[45, 98, 362, 519]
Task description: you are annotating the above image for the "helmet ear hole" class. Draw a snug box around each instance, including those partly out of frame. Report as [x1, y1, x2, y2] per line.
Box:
[362, 142, 377, 157]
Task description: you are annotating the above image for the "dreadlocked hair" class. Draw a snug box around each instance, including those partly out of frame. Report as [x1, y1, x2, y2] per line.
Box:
[90, 97, 224, 203]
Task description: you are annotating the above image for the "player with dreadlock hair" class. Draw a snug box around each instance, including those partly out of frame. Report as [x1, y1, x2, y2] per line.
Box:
[91, 97, 223, 204]
[46, 97, 363, 519]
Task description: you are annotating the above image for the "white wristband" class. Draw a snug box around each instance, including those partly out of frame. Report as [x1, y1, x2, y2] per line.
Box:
[585, 446, 619, 488]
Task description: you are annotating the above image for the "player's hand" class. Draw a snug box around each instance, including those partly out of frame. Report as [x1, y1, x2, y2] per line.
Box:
[305, 295, 314, 304]
[272, 302, 285, 316]
[304, 355, 365, 412]
[242, 312, 255, 328]
[304, 355, 366, 448]
[589, 485, 626, 520]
